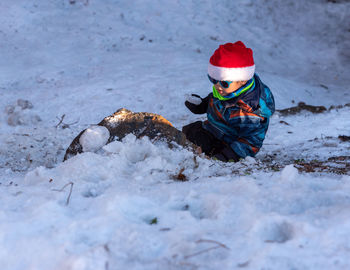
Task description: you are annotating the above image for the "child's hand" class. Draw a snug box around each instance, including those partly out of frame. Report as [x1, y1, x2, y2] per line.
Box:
[185, 94, 209, 114]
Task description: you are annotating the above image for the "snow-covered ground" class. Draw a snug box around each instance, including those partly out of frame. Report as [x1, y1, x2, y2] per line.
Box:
[1, 0, 350, 269]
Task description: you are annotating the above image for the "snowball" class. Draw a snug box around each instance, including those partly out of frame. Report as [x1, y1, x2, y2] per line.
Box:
[243, 156, 257, 164]
[280, 164, 299, 181]
[102, 140, 123, 154]
[79, 125, 110, 152]
[185, 94, 202, 105]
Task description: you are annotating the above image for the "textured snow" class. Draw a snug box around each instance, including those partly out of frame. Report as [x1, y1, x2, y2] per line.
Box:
[103, 110, 130, 128]
[0, 0, 350, 269]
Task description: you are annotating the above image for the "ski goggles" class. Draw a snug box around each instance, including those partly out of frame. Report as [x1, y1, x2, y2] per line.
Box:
[208, 74, 234, 88]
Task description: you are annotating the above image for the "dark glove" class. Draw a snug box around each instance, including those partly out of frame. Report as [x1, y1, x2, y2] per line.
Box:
[185, 94, 209, 114]
[213, 146, 240, 162]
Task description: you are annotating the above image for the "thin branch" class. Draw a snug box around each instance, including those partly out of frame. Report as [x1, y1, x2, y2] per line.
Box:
[184, 246, 221, 259]
[193, 156, 199, 169]
[184, 238, 230, 259]
[55, 114, 80, 129]
[196, 239, 230, 250]
[52, 182, 74, 205]
[55, 114, 66, 128]
[179, 261, 199, 270]
[65, 117, 80, 126]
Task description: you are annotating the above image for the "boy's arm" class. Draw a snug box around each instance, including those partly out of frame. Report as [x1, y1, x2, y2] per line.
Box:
[228, 122, 268, 158]
[224, 110, 270, 158]
[185, 94, 210, 114]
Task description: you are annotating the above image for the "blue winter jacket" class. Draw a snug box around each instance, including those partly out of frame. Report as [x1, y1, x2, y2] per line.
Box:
[203, 74, 275, 158]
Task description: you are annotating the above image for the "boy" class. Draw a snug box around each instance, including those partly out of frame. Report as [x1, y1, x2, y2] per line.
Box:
[183, 41, 275, 162]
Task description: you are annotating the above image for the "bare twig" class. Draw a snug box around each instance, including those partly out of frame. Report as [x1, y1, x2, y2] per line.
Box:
[55, 114, 66, 128]
[184, 238, 230, 259]
[52, 182, 74, 205]
[66, 118, 80, 125]
[13, 133, 30, 136]
[184, 246, 221, 259]
[34, 137, 46, 142]
[179, 261, 199, 270]
[173, 167, 187, 181]
[61, 118, 80, 129]
[196, 239, 230, 250]
[55, 114, 80, 129]
[193, 156, 199, 169]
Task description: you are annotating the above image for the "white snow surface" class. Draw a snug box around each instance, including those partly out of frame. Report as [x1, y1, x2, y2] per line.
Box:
[1, 0, 350, 269]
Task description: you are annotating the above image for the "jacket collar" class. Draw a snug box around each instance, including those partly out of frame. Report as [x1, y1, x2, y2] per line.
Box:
[220, 74, 262, 110]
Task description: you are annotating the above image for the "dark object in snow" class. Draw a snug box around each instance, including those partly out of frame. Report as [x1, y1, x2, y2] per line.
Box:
[327, 0, 349, 3]
[277, 102, 327, 116]
[293, 156, 350, 174]
[64, 108, 194, 161]
[17, 99, 33, 110]
[329, 103, 350, 110]
[279, 120, 290, 126]
[149, 217, 158, 225]
[173, 168, 188, 181]
[338, 135, 350, 142]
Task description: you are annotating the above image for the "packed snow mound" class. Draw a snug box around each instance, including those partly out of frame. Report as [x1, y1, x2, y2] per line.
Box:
[3, 137, 350, 270]
[28, 134, 209, 186]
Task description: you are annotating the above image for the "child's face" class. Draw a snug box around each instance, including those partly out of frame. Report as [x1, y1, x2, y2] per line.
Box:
[214, 80, 247, 96]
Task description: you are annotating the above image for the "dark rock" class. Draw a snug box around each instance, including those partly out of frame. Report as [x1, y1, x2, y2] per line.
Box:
[64, 108, 196, 161]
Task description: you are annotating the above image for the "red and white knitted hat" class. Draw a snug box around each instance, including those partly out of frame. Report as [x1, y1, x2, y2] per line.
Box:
[208, 41, 255, 81]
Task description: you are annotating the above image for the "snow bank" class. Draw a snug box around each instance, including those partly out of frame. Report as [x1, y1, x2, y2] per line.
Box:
[0, 135, 349, 269]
